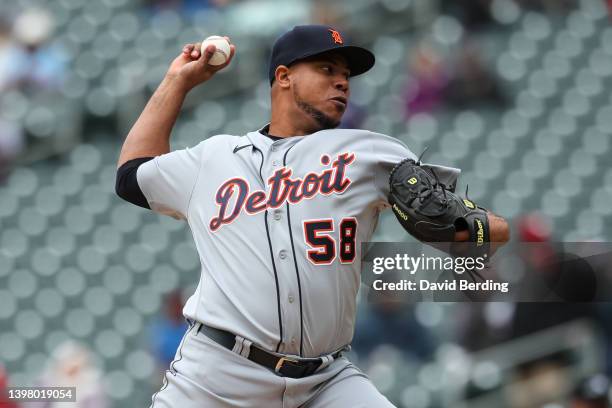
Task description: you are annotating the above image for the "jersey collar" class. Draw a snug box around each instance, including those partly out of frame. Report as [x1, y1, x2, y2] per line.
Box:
[243, 124, 304, 153]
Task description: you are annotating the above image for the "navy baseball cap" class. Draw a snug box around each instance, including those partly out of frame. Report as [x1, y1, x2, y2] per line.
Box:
[268, 25, 375, 85]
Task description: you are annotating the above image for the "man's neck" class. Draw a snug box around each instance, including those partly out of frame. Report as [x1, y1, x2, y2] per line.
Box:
[260, 124, 283, 140]
[268, 112, 321, 137]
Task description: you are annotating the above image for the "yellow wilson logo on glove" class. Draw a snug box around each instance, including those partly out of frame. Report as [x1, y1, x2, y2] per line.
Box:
[463, 199, 475, 209]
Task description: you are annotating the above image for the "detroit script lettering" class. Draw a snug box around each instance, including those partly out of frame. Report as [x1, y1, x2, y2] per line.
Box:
[209, 153, 355, 231]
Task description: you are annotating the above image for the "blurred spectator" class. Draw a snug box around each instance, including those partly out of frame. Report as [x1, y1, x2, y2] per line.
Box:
[458, 213, 593, 352]
[0, 8, 63, 181]
[144, 0, 233, 15]
[0, 17, 21, 180]
[312, 0, 342, 27]
[0, 17, 10, 49]
[509, 358, 574, 408]
[403, 42, 448, 118]
[570, 374, 611, 408]
[0, 119, 24, 182]
[0, 8, 66, 94]
[143, 0, 181, 13]
[512, 303, 594, 339]
[0, 364, 19, 408]
[444, 41, 507, 109]
[441, 0, 495, 31]
[455, 302, 515, 351]
[516, 0, 577, 14]
[32, 341, 108, 408]
[512, 213, 594, 335]
[148, 290, 188, 368]
[517, 213, 552, 243]
[339, 102, 367, 129]
[516, 212, 555, 271]
[353, 285, 436, 360]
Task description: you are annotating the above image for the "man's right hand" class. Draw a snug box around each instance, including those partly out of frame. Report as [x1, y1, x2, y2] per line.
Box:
[167, 37, 236, 92]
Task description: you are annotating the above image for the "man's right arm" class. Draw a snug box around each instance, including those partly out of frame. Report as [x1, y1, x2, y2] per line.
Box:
[115, 38, 236, 209]
[117, 39, 236, 168]
[116, 75, 188, 168]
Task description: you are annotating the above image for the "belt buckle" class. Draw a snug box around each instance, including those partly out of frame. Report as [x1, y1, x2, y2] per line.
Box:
[274, 356, 298, 373]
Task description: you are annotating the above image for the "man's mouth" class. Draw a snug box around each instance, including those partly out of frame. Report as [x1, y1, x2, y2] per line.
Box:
[330, 96, 347, 108]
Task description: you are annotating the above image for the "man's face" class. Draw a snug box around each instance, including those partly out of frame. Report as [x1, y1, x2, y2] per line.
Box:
[288, 53, 351, 130]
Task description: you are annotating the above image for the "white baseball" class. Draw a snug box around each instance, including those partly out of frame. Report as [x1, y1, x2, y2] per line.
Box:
[200, 35, 231, 66]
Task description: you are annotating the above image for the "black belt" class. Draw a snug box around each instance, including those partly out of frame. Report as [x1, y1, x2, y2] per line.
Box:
[196, 323, 343, 379]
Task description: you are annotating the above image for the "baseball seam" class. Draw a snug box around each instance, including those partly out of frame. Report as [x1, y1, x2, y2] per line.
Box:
[214, 48, 228, 60]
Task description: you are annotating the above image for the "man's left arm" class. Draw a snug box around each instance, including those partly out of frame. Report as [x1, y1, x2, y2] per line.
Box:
[455, 212, 510, 254]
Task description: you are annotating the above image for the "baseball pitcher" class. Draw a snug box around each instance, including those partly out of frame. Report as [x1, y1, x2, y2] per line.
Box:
[115, 25, 510, 407]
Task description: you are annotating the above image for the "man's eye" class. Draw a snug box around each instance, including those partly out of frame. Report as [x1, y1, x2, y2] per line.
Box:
[322, 66, 332, 73]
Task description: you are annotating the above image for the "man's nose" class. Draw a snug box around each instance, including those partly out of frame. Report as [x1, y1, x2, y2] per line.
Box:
[335, 77, 348, 92]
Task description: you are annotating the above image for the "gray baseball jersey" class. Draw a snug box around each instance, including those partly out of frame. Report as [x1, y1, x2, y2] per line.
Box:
[137, 127, 417, 358]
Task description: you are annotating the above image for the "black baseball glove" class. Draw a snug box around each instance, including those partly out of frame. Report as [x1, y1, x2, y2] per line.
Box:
[388, 158, 490, 261]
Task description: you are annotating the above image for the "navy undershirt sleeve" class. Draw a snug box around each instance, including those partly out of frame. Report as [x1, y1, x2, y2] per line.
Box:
[115, 157, 154, 209]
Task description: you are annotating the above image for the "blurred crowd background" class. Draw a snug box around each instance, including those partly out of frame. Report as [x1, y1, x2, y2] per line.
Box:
[1, 0, 612, 407]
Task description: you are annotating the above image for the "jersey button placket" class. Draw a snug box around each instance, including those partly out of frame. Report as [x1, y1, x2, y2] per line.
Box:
[267, 145, 300, 355]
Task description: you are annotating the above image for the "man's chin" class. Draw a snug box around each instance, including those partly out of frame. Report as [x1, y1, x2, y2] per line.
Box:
[316, 118, 341, 130]
[296, 99, 342, 131]
[318, 111, 343, 129]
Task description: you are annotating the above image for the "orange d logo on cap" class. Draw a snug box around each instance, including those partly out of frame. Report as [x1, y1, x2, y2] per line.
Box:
[329, 29, 343, 45]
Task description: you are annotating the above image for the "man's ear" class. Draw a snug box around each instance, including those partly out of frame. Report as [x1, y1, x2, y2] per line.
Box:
[275, 65, 291, 89]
